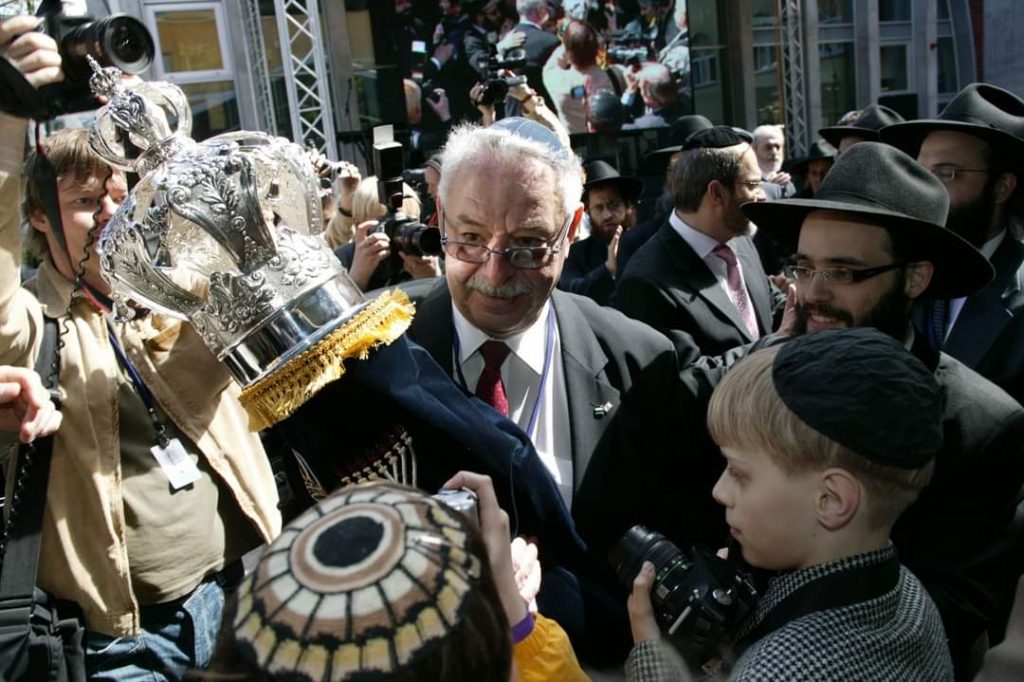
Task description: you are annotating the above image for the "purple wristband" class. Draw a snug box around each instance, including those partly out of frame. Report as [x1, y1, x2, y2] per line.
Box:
[511, 610, 535, 644]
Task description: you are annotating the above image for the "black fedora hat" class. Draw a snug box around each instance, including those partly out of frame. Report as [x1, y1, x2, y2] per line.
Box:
[786, 138, 836, 175]
[741, 142, 994, 299]
[644, 114, 714, 170]
[819, 104, 905, 148]
[583, 160, 644, 203]
[879, 83, 1024, 167]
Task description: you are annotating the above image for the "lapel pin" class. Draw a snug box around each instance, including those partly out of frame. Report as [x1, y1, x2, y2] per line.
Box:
[592, 401, 613, 418]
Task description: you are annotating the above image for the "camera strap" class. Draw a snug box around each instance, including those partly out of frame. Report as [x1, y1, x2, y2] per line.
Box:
[0, 59, 51, 121]
[734, 550, 900, 651]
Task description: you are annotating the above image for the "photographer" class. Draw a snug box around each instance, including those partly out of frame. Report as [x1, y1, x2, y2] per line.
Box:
[0, 15, 280, 679]
[335, 176, 441, 292]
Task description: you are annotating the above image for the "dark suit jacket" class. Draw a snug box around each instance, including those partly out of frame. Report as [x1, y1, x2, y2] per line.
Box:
[913, 235, 1024, 405]
[557, 235, 614, 305]
[508, 22, 559, 112]
[611, 223, 783, 368]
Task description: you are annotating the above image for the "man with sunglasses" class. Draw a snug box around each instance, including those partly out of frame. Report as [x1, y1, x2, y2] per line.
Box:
[407, 118, 712, 665]
[743, 141, 1024, 680]
[880, 83, 1024, 405]
[612, 126, 784, 368]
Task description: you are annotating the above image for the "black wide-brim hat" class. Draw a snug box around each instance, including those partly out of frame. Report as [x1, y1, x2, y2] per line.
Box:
[819, 104, 905, 149]
[742, 142, 994, 299]
[583, 160, 644, 202]
[786, 138, 836, 175]
[644, 115, 714, 171]
[879, 83, 1024, 169]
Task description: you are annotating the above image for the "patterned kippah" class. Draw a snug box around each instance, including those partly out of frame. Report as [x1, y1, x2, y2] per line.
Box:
[232, 483, 482, 681]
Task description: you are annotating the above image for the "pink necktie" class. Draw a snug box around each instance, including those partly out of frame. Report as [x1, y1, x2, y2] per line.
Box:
[476, 341, 511, 417]
[713, 243, 760, 339]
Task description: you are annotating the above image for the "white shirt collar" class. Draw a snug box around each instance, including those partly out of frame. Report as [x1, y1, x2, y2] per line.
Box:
[669, 210, 722, 259]
[980, 229, 1006, 260]
[451, 300, 551, 375]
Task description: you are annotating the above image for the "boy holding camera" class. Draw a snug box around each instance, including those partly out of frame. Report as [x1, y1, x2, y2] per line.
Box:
[627, 328, 953, 680]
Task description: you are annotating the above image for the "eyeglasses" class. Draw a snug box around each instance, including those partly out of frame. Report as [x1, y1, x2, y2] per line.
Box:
[785, 262, 906, 285]
[588, 199, 625, 215]
[734, 179, 764, 190]
[929, 165, 989, 184]
[440, 210, 574, 270]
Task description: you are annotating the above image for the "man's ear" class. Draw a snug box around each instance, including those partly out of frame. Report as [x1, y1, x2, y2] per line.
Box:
[28, 210, 49, 235]
[707, 180, 726, 208]
[994, 171, 1018, 206]
[903, 261, 934, 300]
[566, 204, 584, 243]
[816, 468, 861, 531]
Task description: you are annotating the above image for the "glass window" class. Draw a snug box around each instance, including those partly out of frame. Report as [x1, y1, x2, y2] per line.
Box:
[688, 0, 721, 47]
[819, 41, 857, 125]
[937, 36, 958, 94]
[692, 48, 727, 125]
[154, 9, 225, 74]
[818, 0, 854, 24]
[753, 44, 783, 124]
[879, 0, 911, 22]
[880, 44, 909, 92]
[937, 0, 951, 20]
[751, 0, 779, 28]
[180, 81, 239, 140]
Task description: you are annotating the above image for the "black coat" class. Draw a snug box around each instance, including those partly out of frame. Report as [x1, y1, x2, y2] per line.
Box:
[505, 22, 559, 113]
[913, 234, 1024, 405]
[612, 223, 783, 368]
[556, 235, 614, 305]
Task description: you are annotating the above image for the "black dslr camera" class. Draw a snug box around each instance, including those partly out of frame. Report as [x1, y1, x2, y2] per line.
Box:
[611, 525, 758, 667]
[476, 50, 527, 106]
[371, 127, 442, 259]
[0, 0, 155, 120]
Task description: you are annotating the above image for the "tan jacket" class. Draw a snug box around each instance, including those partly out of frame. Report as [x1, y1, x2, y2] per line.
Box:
[0, 115, 281, 637]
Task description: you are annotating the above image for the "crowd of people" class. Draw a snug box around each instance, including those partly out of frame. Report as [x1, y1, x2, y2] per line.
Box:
[2, 3, 1024, 682]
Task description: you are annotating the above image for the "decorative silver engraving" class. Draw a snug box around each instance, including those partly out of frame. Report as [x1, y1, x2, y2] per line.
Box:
[203, 271, 276, 333]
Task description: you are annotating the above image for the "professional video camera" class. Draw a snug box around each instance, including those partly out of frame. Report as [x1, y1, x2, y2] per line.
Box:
[476, 50, 527, 106]
[0, 0, 154, 120]
[606, 28, 652, 68]
[371, 126, 442, 259]
[611, 525, 758, 667]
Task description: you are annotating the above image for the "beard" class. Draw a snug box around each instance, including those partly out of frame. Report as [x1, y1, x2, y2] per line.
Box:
[794, 279, 912, 341]
[945, 181, 998, 248]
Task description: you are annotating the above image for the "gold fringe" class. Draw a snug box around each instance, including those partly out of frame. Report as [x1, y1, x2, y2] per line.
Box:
[239, 289, 415, 431]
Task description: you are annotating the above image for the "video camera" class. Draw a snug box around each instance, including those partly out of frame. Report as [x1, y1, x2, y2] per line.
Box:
[606, 28, 652, 68]
[0, 0, 155, 120]
[371, 126, 442, 259]
[611, 525, 758, 667]
[476, 50, 527, 106]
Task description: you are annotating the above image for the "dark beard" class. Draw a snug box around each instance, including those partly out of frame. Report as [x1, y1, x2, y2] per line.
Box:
[794, 279, 912, 340]
[945, 180, 998, 248]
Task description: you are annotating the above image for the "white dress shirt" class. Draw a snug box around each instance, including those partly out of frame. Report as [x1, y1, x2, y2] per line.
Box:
[946, 230, 1006, 338]
[452, 301, 574, 507]
[669, 210, 758, 333]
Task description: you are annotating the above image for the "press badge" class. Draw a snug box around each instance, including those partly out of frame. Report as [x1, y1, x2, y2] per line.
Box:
[151, 438, 201, 489]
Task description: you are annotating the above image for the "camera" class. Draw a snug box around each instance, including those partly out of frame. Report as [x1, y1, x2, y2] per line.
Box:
[606, 29, 651, 68]
[0, 0, 155, 120]
[371, 128, 442, 259]
[476, 51, 528, 106]
[610, 525, 758, 667]
[432, 488, 479, 523]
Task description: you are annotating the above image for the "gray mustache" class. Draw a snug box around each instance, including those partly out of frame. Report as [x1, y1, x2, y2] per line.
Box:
[465, 276, 532, 299]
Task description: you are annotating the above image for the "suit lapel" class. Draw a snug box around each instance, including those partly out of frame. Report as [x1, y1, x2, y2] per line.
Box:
[944, 237, 1024, 367]
[661, 225, 754, 341]
[409, 282, 455, 376]
[734, 237, 772, 334]
[551, 292, 620, 498]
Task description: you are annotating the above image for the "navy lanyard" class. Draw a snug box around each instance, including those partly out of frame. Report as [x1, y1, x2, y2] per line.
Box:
[453, 309, 556, 441]
[107, 323, 170, 447]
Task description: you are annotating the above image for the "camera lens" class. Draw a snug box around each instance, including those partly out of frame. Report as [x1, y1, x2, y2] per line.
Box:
[610, 525, 682, 587]
[98, 16, 155, 74]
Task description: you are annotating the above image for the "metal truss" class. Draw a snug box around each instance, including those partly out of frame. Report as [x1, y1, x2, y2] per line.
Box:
[272, 0, 338, 160]
[779, 0, 809, 157]
[240, 0, 278, 135]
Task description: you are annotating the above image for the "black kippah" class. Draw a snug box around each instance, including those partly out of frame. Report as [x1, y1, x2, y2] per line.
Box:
[683, 125, 750, 150]
[772, 328, 944, 469]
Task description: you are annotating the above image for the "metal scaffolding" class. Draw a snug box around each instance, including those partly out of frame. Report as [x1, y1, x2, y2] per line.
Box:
[272, 0, 338, 160]
[779, 0, 809, 157]
[240, 0, 278, 135]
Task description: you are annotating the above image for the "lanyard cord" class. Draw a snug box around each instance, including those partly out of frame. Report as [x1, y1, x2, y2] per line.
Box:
[106, 323, 169, 447]
[452, 309, 556, 441]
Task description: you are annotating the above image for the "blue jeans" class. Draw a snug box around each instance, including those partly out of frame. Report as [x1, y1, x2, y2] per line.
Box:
[84, 566, 239, 681]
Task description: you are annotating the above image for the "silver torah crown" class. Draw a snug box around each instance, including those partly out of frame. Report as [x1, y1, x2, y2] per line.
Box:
[89, 61, 365, 386]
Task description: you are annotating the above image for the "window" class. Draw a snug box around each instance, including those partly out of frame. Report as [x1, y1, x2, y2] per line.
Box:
[145, 3, 239, 140]
[819, 42, 856, 125]
[880, 44, 909, 92]
[818, 0, 854, 24]
[879, 0, 911, 22]
[937, 36, 958, 94]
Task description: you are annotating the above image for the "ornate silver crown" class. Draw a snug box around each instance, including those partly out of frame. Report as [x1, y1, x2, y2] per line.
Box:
[90, 62, 414, 429]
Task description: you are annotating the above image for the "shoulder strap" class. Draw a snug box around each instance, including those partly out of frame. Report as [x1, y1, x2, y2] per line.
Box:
[0, 316, 61, 605]
[605, 67, 624, 98]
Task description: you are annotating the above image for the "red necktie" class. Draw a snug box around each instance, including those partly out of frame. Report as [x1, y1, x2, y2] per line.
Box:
[475, 340, 511, 417]
[713, 243, 760, 339]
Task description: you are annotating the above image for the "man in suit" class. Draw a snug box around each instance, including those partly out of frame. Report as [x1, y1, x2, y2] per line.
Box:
[406, 118, 714, 664]
[880, 83, 1024, 405]
[612, 126, 783, 368]
[752, 124, 796, 197]
[504, 0, 560, 114]
[743, 141, 1024, 680]
[557, 160, 642, 305]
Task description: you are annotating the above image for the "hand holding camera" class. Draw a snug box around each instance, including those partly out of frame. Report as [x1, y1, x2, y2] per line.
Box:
[0, 15, 63, 90]
[349, 220, 392, 290]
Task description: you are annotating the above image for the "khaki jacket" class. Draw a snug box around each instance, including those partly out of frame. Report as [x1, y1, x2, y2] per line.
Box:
[0, 115, 281, 637]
